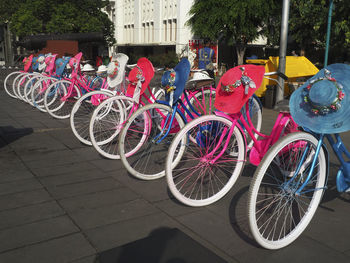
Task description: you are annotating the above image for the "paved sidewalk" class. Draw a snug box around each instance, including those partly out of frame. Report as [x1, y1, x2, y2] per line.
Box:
[1, 77, 350, 262]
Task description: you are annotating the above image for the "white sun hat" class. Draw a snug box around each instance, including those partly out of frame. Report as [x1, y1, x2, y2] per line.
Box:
[97, 65, 107, 73]
[186, 70, 214, 89]
[107, 53, 129, 87]
[82, 64, 95, 72]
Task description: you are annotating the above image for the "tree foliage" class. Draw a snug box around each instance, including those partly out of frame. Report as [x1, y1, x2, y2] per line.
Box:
[1, 0, 115, 46]
[187, 0, 281, 65]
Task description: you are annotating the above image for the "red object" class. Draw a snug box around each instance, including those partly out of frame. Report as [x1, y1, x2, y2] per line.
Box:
[96, 56, 103, 67]
[126, 57, 155, 97]
[214, 64, 265, 113]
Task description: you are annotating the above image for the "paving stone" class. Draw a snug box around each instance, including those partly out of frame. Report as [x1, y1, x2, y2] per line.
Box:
[21, 149, 81, 166]
[0, 233, 96, 263]
[46, 177, 122, 199]
[59, 188, 139, 213]
[154, 198, 205, 217]
[39, 168, 110, 187]
[112, 172, 170, 202]
[0, 201, 64, 230]
[176, 208, 256, 258]
[0, 178, 43, 196]
[0, 216, 79, 253]
[234, 235, 350, 263]
[85, 212, 181, 252]
[90, 159, 125, 172]
[30, 161, 97, 177]
[0, 168, 34, 183]
[0, 189, 52, 211]
[70, 198, 159, 230]
[69, 255, 97, 263]
[71, 147, 104, 161]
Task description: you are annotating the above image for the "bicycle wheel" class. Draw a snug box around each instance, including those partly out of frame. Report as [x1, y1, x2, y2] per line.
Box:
[119, 103, 185, 180]
[31, 77, 57, 112]
[17, 73, 37, 101]
[12, 72, 28, 99]
[248, 132, 326, 249]
[23, 74, 42, 104]
[70, 90, 114, 145]
[89, 95, 133, 159]
[4, 71, 22, 98]
[44, 80, 81, 119]
[166, 114, 246, 207]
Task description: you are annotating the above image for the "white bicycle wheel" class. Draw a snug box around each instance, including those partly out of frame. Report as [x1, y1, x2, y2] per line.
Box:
[89, 95, 134, 159]
[12, 72, 28, 99]
[44, 79, 81, 119]
[16, 73, 38, 101]
[31, 76, 58, 112]
[4, 71, 22, 98]
[23, 73, 43, 104]
[166, 114, 246, 207]
[119, 103, 185, 180]
[248, 132, 326, 249]
[70, 90, 114, 145]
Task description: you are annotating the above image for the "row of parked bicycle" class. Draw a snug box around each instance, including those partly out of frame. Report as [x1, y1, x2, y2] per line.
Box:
[4, 52, 350, 250]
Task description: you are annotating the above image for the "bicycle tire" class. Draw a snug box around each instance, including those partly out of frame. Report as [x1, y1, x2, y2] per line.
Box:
[89, 95, 133, 159]
[248, 131, 326, 249]
[70, 90, 114, 145]
[166, 114, 246, 207]
[4, 71, 22, 98]
[44, 79, 81, 119]
[119, 103, 185, 180]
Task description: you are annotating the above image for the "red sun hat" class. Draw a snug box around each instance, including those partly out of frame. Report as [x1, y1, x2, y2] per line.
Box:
[126, 57, 154, 97]
[214, 64, 265, 113]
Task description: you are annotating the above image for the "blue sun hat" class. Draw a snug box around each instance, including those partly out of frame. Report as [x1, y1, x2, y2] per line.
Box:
[161, 58, 191, 107]
[32, 57, 39, 71]
[290, 63, 350, 134]
[55, 57, 70, 76]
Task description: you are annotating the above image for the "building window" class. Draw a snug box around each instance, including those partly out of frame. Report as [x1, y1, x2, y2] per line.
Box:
[163, 20, 167, 42]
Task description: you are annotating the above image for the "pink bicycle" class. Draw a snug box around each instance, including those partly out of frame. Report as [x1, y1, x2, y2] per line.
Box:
[165, 64, 298, 207]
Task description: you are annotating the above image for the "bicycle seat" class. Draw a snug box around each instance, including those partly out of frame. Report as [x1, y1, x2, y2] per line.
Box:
[274, 99, 290, 112]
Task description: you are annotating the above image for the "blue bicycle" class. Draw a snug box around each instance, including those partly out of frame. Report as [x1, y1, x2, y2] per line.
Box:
[248, 63, 350, 249]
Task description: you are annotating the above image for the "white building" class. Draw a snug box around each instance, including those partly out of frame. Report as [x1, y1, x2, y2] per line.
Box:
[105, 0, 195, 58]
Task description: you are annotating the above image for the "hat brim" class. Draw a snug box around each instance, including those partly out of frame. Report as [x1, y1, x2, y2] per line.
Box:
[214, 64, 265, 113]
[290, 63, 350, 133]
[107, 53, 129, 87]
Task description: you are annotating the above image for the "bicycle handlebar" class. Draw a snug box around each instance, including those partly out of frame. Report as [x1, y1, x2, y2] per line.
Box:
[264, 71, 288, 81]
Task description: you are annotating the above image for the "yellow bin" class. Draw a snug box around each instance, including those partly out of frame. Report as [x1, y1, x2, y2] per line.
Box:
[246, 56, 319, 97]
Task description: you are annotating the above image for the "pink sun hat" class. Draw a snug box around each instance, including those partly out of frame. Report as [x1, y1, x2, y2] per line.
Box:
[23, 55, 33, 72]
[214, 64, 265, 113]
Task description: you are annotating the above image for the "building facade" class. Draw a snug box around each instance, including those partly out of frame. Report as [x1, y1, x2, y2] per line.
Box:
[106, 0, 194, 59]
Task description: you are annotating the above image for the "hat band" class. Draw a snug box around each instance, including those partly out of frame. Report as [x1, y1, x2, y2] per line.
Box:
[220, 67, 256, 94]
[304, 69, 345, 115]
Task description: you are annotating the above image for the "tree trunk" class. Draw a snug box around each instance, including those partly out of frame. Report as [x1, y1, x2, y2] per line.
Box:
[236, 45, 246, 65]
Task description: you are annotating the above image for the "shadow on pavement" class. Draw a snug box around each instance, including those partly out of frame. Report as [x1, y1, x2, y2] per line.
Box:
[96, 227, 228, 263]
[0, 126, 33, 148]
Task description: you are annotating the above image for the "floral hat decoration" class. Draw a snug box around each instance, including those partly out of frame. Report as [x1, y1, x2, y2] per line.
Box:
[161, 58, 191, 107]
[107, 53, 129, 88]
[126, 57, 154, 101]
[290, 63, 350, 134]
[214, 64, 265, 114]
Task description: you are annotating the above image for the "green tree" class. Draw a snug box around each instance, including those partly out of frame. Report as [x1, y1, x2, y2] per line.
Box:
[1, 0, 115, 46]
[187, 0, 281, 65]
